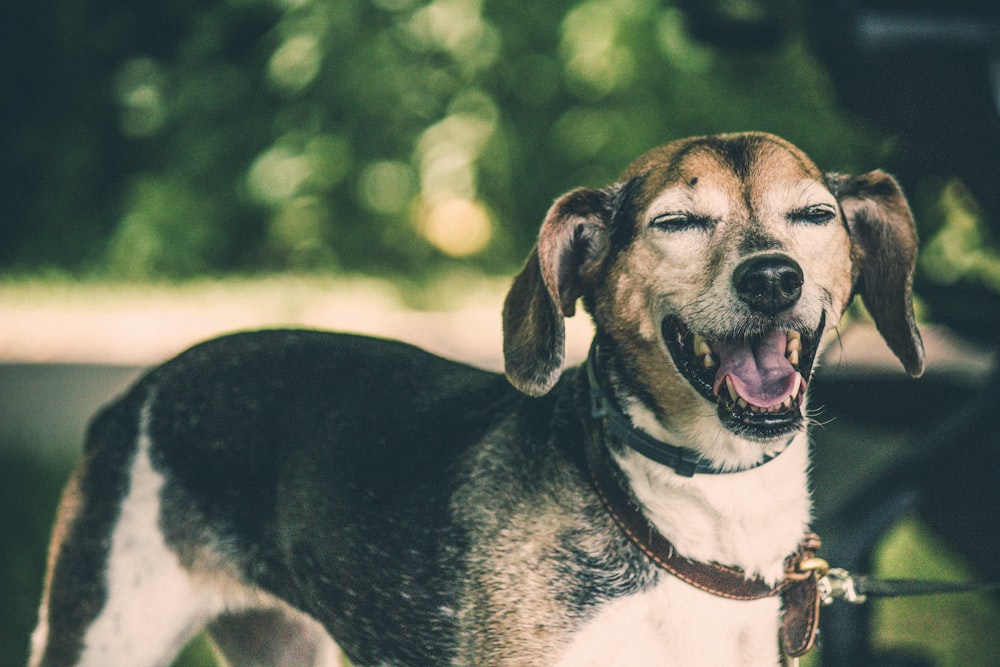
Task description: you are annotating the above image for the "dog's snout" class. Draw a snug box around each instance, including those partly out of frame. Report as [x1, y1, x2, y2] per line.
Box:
[733, 255, 803, 314]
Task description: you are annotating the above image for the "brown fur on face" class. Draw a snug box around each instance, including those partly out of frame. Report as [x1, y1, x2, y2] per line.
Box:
[503, 132, 922, 448]
[592, 135, 854, 426]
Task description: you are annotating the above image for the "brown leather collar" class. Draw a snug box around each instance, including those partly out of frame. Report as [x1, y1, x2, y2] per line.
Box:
[583, 411, 822, 657]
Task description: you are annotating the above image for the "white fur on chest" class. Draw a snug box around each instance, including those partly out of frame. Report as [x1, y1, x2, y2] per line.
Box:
[619, 432, 812, 584]
[555, 576, 782, 666]
[554, 433, 812, 666]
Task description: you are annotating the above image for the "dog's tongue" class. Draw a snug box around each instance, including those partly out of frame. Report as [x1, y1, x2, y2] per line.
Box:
[712, 331, 798, 409]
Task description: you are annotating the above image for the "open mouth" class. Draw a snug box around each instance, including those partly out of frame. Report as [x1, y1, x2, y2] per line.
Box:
[662, 314, 824, 440]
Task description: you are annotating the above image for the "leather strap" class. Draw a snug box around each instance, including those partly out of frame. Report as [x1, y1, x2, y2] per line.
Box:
[582, 410, 821, 657]
[584, 423, 779, 599]
[778, 533, 822, 657]
[781, 568, 822, 658]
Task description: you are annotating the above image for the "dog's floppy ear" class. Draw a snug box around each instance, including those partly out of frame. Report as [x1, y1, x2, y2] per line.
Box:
[502, 187, 611, 396]
[828, 170, 925, 377]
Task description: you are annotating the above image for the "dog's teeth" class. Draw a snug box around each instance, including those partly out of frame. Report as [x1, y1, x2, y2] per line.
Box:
[786, 331, 802, 364]
[726, 377, 738, 402]
[703, 354, 716, 369]
[790, 374, 802, 397]
[693, 335, 712, 358]
[738, 398, 749, 410]
[782, 396, 793, 411]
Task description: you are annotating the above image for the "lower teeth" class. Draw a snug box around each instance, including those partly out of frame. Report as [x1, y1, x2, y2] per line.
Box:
[740, 397, 797, 415]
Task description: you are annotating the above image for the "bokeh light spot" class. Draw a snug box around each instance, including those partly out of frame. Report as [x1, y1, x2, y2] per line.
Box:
[418, 198, 493, 257]
[268, 34, 323, 93]
[358, 161, 417, 215]
[114, 58, 167, 137]
[248, 147, 313, 204]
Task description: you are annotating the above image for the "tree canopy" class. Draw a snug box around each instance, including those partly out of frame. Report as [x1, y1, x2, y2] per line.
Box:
[0, 0, 988, 288]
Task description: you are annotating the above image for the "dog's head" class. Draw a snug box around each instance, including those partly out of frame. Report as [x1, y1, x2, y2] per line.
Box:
[503, 132, 923, 456]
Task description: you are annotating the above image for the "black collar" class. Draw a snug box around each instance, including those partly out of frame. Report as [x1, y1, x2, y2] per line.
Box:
[585, 343, 788, 476]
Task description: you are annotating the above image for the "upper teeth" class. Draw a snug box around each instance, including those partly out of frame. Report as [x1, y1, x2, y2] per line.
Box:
[692, 331, 805, 369]
[694, 336, 712, 357]
[786, 330, 802, 366]
[693, 335, 715, 368]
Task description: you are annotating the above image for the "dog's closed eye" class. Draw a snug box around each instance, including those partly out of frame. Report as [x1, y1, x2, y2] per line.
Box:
[649, 211, 715, 232]
[787, 204, 836, 225]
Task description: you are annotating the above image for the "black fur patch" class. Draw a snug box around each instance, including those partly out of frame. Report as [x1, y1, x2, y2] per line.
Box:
[146, 331, 520, 665]
[39, 395, 144, 666]
[607, 176, 647, 254]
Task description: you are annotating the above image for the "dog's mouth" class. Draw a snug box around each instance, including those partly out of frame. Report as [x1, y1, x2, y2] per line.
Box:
[662, 314, 824, 440]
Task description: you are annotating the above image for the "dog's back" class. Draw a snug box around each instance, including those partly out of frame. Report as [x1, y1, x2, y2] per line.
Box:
[32, 331, 539, 666]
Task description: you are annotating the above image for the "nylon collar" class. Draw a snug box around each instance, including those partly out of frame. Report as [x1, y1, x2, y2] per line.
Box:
[585, 343, 789, 476]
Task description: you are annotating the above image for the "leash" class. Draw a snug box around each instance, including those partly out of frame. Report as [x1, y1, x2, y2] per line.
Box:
[818, 567, 1000, 605]
[788, 566, 1000, 666]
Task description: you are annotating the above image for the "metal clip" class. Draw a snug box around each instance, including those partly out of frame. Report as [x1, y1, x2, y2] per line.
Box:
[797, 557, 829, 578]
[818, 568, 867, 605]
[781, 649, 802, 667]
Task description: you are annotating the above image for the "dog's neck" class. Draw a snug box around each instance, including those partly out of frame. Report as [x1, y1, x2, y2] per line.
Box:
[613, 437, 811, 584]
[590, 344, 812, 584]
[586, 344, 792, 476]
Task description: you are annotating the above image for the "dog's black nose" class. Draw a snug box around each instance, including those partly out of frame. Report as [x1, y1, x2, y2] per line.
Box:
[733, 255, 803, 314]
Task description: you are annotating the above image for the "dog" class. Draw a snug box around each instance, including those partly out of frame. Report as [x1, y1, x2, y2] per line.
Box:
[29, 132, 924, 667]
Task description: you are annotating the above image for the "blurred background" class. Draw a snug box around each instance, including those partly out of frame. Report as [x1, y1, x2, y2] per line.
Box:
[2, 0, 1000, 665]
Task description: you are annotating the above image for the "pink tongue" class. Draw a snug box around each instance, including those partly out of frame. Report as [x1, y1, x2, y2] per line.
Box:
[712, 331, 799, 409]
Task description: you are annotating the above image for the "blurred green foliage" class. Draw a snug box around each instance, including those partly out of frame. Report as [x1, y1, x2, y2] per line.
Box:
[2, 0, 892, 281]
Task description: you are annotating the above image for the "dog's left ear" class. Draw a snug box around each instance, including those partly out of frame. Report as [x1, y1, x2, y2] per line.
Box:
[502, 187, 611, 396]
[828, 170, 925, 377]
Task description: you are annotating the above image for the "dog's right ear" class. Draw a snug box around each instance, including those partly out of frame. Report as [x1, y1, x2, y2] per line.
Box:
[828, 170, 925, 378]
[502, 187, 611, 396]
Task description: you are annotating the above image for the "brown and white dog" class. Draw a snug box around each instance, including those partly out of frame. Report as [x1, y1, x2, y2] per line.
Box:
[29, 132, 923, 667]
